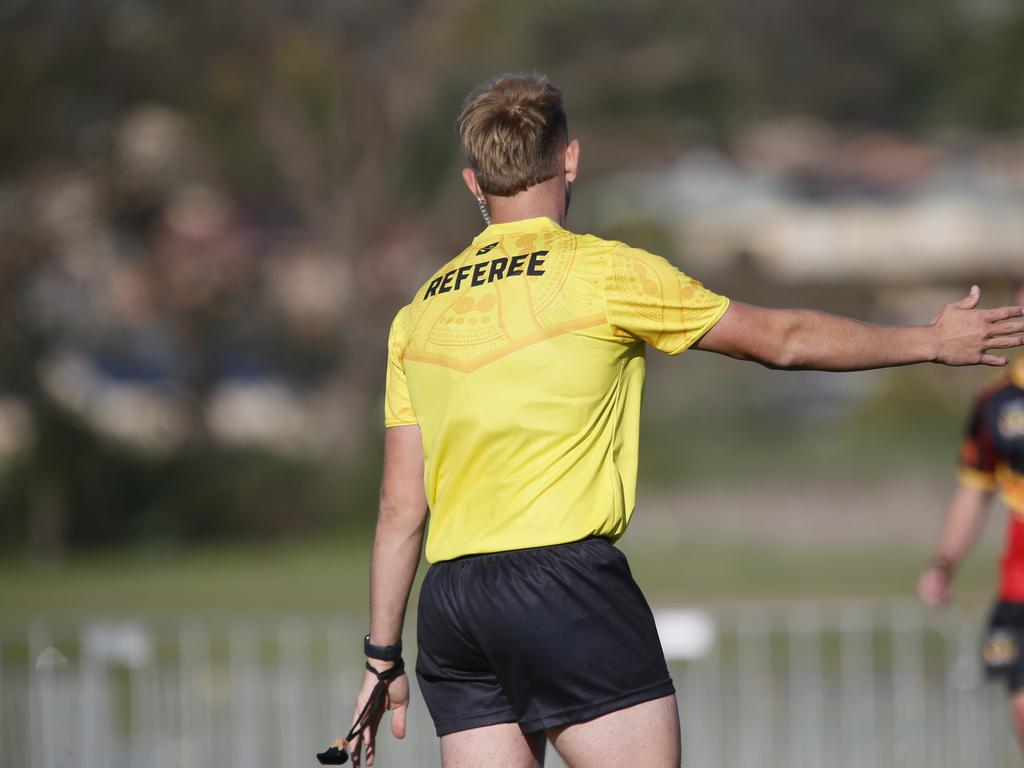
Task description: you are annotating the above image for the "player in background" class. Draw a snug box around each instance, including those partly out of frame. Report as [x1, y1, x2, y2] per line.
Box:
[919, 279, 1024, 748]
[337, 74, 1024, 768]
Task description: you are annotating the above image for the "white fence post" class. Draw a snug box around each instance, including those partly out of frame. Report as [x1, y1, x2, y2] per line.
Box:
[7, 601, 1021, 768]
[737, 611, 773, 768]
[229, 623, 262, 768]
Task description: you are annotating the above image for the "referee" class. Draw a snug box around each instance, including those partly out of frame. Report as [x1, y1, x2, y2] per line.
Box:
[919, 280, 1024, 751]
[342, 74, 1024, 767]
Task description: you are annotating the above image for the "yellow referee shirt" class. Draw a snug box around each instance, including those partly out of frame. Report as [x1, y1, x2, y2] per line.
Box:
[385, 217, 729, 562]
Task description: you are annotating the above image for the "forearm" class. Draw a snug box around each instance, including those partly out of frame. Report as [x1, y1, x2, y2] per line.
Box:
[368, 506, 425, 647]
[774, 309, 937, 371]
[367, 424, 428, 650]
[696, 291, 1024, 370]
[932, 484, 993, 567]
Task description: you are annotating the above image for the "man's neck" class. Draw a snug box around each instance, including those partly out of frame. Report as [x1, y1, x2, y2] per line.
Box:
[487, 177, 566, 227]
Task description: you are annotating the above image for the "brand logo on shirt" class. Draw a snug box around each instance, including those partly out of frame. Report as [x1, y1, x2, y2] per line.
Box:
[423, 250, 548, 300]
[999, 403, 1024, 439]
[984, 629, 1019, 667]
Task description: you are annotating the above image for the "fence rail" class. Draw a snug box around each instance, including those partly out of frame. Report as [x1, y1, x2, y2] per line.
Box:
[1, 602, 1016, 767]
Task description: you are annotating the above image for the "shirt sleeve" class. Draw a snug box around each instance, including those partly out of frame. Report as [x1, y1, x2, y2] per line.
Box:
[957, 396, 997, 490]
[603, 245, 730, 355]
[384, 306, 418, 428]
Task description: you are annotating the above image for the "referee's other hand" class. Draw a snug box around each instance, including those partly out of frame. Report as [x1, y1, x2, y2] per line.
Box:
[918, 565, 952, 609]
[348, 665, 409, 767]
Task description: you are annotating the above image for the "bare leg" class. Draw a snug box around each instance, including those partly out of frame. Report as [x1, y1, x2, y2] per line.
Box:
[547, 694, 680, 768]
[1011, 690, 1024, 755]
[441, 722, 546, 768]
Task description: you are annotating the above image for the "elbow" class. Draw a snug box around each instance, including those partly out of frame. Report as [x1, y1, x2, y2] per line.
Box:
[731, 308, 809, 370]
[767, 345, 805, 371]
[762, 325, 807, 370]
[708, 305, 812, 369]
[378, 493, 427, 534]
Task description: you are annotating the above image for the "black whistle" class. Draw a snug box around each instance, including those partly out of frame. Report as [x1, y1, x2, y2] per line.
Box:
[316, 746, 350, 765]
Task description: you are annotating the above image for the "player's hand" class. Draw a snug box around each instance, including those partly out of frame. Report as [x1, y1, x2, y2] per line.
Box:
[929, 286, 1024, 367]
[918, 564, 952, 608]
[347, 665, 409, 767]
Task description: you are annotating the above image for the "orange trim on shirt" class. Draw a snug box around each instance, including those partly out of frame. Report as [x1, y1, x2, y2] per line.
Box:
[957, 466, 997, 491]
[1012, 357, 1024, 389]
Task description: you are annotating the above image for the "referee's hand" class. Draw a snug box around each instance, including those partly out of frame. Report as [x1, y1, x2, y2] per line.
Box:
[347, 665, 409, 767]
[929, 285, 1024, 367]
[918, 564, 952, 609]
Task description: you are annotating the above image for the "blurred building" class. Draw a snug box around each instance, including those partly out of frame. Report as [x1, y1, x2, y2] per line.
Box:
[596, 120, 1024, 281]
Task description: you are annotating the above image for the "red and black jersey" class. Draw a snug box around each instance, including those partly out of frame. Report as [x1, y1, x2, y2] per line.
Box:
[959, 358, 1024, 599]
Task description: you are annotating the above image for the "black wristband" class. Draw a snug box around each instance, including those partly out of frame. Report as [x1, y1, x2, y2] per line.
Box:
[932, 556, 955, 574]
[364, 634, 402, 661]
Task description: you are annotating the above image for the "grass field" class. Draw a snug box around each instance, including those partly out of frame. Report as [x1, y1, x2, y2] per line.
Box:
[0, 528, 1001, 621]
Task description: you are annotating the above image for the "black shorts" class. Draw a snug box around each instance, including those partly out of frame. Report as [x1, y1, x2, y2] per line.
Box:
[983, 601, 1024, 692]
[415, 537, 675, 736]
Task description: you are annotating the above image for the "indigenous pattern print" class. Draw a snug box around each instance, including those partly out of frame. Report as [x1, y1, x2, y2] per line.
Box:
[400, 230, 606, 374]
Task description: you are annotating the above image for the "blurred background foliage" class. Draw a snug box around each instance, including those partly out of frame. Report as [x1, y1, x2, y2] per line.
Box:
[2, 0, 1024, 562]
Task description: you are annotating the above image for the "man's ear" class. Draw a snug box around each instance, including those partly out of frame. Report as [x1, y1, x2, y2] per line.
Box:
[462, 168, 484, 200]
[564, 139, 580, 183]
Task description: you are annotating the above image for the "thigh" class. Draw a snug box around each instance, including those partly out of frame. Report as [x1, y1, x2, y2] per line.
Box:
[547, 694, 680, 768]
[1012, 689, 1024, 728]
[1011, 690, 1024, 753]
[441, 722, 546, 768]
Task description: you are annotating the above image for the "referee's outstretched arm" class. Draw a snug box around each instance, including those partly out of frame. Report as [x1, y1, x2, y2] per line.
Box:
[694, 286, 1024, 370]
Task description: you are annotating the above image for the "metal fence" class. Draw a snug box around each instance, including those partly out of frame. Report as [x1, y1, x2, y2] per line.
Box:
[1, 601, 1017, 768]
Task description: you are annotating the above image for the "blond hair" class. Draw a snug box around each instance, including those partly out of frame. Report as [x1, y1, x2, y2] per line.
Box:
[457, 74, 568, 197]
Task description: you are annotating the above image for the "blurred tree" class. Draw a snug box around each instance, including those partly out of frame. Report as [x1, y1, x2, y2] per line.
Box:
[1, 0, 1023, 552]
[940, 3, 1024, 129]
